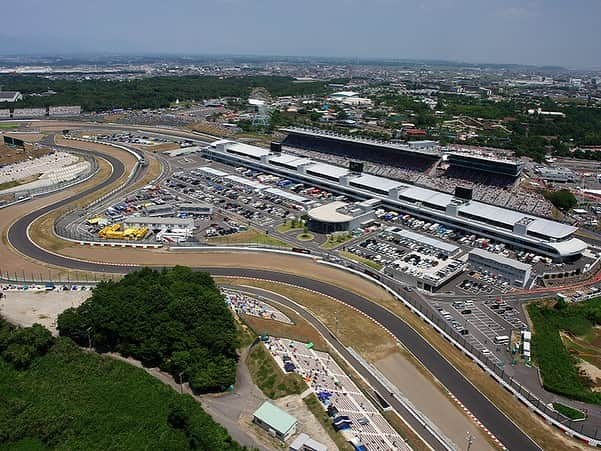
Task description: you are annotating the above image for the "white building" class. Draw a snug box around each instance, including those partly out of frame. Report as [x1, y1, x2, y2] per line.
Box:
[122, 216, 194, 232]
[289, 433, 327, 451]
[468, 248, 532, 288]
[253, 401, 298, 442]
[0, 91, 23, 102]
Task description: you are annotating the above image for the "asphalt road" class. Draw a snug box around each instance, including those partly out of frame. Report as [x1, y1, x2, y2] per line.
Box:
[225, 284, 452, 451]
[4, 129, 541, 451]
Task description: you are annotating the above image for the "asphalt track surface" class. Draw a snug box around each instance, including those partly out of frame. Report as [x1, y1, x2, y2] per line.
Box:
[5, 135, 541, 451]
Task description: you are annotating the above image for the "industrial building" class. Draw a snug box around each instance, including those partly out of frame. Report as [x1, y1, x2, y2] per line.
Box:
[177, 202, 213, 216]
[122, 216, 195, 232]
[468, 248, 533, 288]
[252, 401, 298, 442]
[535, 166, 576, 183]
[202, 139, 587, 262]
[307, 200, 376, 233]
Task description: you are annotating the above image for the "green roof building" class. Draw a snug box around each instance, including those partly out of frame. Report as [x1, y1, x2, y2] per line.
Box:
[252, 401, 298, 441]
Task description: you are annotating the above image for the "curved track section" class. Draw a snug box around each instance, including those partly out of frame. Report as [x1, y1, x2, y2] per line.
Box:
[5, 132, 540, 450]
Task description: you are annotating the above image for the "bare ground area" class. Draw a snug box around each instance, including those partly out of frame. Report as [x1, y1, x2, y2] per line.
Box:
[0, 290, 89, 334]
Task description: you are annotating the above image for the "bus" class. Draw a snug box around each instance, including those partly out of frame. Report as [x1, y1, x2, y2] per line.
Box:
[494, 335, 510, 345]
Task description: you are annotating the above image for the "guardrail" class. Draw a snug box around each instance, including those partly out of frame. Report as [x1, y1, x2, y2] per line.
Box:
[347, 347, 456, 451]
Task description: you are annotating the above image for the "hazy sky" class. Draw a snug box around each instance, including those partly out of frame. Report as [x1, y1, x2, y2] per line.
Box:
[1, 0, 600, 68]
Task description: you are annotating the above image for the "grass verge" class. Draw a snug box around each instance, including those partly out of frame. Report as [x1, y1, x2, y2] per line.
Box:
[208, 229, 289, 247]
[340, 250, 383, 271]
[322, 233, 354, 250]
[553, 402, 586, 421]
[304, 393, 354, 451]
[246, 342, 306, 399]
[275, 221, 304, 234]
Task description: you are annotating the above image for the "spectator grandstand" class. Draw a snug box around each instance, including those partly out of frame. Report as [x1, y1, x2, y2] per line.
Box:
[0, 151, 91, 194]
[281, 127, 440, 173]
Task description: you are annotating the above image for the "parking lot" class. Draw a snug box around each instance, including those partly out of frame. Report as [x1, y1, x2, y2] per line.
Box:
[265, 337, 408, 450]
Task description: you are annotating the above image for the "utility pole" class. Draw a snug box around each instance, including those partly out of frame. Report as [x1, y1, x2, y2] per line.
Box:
[466, 432, 474, 451]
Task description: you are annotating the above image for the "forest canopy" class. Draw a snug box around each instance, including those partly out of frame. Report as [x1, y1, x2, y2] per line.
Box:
[57, 266, 238, 393]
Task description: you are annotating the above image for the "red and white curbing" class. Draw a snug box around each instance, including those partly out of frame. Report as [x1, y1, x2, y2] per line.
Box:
[447, 392, 507, 450]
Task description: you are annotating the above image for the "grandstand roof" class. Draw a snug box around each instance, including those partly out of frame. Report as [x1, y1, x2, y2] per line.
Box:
[269, 153, 313, 168]
[349, 174, 406, 192]
[446, 151, 520, 166]
[527, 218, 577, 239]
[226, 142, 270, 159]
[306, 162, 349, 179]
[399, 186, 454, 208]
[545, 238, 588, 257]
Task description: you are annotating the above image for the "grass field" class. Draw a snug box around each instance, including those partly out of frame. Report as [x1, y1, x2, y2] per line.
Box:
[321, 233, 353, 250]
[0, 337, 241, 450]
[339, 250, 383, 271]
[246, 342, 306, 399]
[528, 298, 601, 404]
[304, 393, 354, 451]
[553, 402, 587, 420]
[0, 123, 18, 129]
[208, 229, 289, 247]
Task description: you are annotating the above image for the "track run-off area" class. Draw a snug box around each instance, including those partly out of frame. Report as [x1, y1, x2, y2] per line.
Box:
[1, 121, 550, 450]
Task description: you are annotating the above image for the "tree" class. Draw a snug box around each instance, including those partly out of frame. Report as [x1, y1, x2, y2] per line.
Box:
[57, 267, 238, 394]
[544, 189, 577, 211]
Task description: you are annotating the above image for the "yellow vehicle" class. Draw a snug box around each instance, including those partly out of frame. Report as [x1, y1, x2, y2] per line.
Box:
[99, 224, 120, 238]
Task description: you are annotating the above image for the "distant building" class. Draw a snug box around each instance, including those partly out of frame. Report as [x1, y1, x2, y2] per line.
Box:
[535, 166, 576, 183]
[0, 90, 23, 103]
[253, 401, 298, 441]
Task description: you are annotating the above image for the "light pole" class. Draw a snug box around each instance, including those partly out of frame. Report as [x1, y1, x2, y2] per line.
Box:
[466, 432, 474, 451]
[86, 327, 93, 349]
[178, 371, 185, 394]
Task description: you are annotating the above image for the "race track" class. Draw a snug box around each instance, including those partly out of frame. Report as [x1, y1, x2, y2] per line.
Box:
[4, 127, 541, 450]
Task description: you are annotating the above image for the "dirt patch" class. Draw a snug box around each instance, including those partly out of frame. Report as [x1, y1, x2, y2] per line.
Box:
[576, 360, 601, 391]
[274, 394, 339, 451]
[0, 290, 90, 334]
[221, 277, 397, 362]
